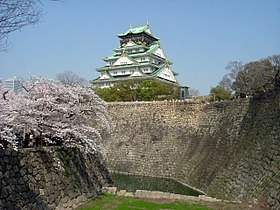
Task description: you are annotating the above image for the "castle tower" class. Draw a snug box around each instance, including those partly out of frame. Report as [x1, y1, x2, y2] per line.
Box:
[92, 23, 179, 88]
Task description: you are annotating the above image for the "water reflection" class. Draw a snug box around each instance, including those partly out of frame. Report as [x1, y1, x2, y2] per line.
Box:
[111, 173, 203, 196]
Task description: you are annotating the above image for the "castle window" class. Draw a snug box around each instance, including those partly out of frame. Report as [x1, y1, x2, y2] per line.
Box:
[141, 57, 146, 62]
[122, 71, 126, 74]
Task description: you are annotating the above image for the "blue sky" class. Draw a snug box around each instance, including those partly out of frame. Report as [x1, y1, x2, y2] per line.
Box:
[1, 0, 279, 95]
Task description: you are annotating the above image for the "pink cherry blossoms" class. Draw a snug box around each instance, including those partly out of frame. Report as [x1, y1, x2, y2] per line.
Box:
[0, 76, 110, 153]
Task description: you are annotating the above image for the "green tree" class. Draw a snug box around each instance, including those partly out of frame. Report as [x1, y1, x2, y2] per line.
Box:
[94, 87, 121, 102]
[210, 86, 232, 102]
[137, 80, 157, 101]
[93, 79, 179, 102]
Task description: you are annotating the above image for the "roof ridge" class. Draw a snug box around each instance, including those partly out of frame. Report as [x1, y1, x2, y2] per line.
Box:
[130, 23, 148, 29]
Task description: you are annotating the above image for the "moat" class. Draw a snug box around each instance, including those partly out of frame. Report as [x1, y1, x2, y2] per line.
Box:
[111, 173, 203, 196]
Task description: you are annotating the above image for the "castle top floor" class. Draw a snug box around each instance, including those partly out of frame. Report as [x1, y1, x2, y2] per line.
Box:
[117, 22, 159, 47]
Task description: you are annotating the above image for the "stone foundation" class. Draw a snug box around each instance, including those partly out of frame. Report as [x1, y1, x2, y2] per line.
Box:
[0, 147, 113, 210]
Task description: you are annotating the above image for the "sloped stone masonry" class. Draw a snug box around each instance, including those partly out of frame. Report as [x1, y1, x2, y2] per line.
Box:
[104, 92, 280, 210]
[0, 147, 112, 210]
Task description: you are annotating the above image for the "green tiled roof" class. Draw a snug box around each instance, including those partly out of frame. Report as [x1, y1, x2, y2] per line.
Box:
[117, 24, 159, 40]
[146, 43, 159, 54]
[104, 43, 171, 63]
[104, 54, 118, 60]
[96, 62, 159, 72]
[91, 74, 179, 86]
[92, 74, 150, 84]
[96, 64, 139, 71]
[113, 44, 148, 52]
[118, 24, 148, 36]
[150, 63, 166, 76]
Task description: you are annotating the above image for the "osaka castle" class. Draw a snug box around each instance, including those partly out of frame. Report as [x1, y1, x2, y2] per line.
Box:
[91, 22, 179, 88]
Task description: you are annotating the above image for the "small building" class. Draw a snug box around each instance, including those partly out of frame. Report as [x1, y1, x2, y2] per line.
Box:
[92, 22, 180, 88]
[4, 77, 22, 93]
[180, 86, 190, 100]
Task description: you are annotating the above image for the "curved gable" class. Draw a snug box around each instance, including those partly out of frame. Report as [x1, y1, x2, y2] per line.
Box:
[157, 66, 177, 82]
[113, 55, 135, 66]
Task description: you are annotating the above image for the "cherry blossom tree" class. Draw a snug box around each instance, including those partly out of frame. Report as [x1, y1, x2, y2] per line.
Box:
[0, 76, 110, 153]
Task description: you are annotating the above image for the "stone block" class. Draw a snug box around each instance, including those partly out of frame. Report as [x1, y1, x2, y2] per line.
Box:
[1, 187, 9, 198]
[39, 189, 45, 196]
[199, 195, 220, 202]
[124, 192, 134, 197]
[161, 192, 172, 199]
[172, 194, 185, 200]
[103, 187, 117, 195]
[169, 193, 177, 199]
[149, 191, 164, 199]
[3, 156, 10, 164]
[35, 174, 41, 181]
[183, 195, 200, 202]
[135, 190, 148, 198]
[117, 190, 127, 196]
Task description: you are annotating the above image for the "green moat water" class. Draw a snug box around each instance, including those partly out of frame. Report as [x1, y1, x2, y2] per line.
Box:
[111, 173, 203, 196]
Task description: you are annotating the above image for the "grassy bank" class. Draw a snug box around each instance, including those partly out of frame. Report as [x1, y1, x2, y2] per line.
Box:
[76, 193, 252, 210]
[76, 193, 255, 210]
[76, 193, 210, 210]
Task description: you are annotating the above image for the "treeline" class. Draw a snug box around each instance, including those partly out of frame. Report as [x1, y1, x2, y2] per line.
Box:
[211, 54, 280, 101]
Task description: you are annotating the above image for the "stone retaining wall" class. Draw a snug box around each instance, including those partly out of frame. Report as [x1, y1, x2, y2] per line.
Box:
[0, 147, 112, 210]
[103, 92, 280, 209]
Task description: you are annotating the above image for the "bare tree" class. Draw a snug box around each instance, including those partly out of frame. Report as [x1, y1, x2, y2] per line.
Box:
[188, 88, 200, 97]
[219, 61, 243, 93]
[0, 0, 42, 51]
[267, 54, 280, 89]
[232, 59, 274, 96]
[56, 71, 88, 86]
